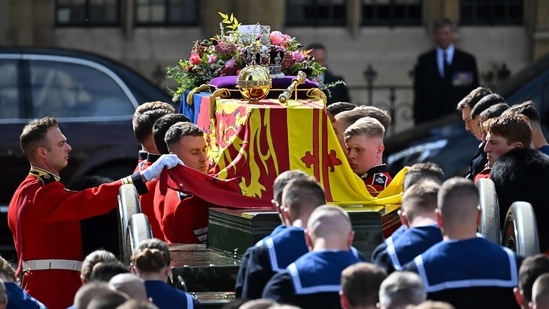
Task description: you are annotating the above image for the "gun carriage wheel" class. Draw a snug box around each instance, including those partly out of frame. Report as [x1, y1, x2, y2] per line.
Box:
[501, 201, 540, 256]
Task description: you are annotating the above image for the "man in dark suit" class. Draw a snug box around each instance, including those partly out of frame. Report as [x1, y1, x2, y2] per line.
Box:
[308, 43, 351, 105]
[413, 18, 479, 125]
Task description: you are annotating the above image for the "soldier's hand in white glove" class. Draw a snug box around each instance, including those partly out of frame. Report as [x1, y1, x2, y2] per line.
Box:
[141, 154, 183, 182]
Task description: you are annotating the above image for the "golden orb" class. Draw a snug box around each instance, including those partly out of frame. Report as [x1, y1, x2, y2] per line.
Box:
[236, 65, 272, 102]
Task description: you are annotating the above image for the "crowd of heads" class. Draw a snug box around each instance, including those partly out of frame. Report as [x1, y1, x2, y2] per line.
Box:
[68, 238, 175, 309]
[457, 86, 549, 170]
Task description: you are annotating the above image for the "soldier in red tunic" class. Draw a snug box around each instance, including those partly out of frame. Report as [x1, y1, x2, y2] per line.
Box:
[150, 113, 192, 241]
[8, 117, 181, 309]
[343, 117, 392, 196]
[160, 122, 210, 244]
[131, 103, 182, 240]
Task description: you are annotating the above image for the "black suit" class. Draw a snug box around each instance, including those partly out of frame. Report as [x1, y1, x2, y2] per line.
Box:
[465, 142, 488, 180]
[322, 70, 351, 105]
[413, 48, 479, 124]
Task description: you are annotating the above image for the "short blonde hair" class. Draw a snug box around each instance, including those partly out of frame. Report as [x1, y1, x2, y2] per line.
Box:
[343, 117, 385, 143]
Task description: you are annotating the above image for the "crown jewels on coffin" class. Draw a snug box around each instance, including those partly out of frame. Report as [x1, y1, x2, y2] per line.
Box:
[239, 24, 285, 78]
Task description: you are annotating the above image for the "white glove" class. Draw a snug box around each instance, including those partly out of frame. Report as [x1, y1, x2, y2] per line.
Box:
[141, 154, 183, 182]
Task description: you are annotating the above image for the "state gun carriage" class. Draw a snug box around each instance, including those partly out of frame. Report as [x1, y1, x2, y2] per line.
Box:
[112, 69, 544, 308]
[477, 178, 540, 256]
[111, 15, 543, 307]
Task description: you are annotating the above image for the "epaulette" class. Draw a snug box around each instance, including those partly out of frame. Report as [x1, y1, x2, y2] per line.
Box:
[29, 167, 60, 185]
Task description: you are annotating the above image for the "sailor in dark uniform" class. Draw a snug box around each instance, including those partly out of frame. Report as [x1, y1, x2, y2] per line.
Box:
[243, 227, 310, 299]
[372, 162, 444, 268]
[371, 224, 405, 267]
[240, 177, 326, 299]
[234, 226, 286, 298]
[234, 170, 309, 298]
[262, 205, 361, 309]
[373, 181, 442, 273]
[402, 177, 522, 309]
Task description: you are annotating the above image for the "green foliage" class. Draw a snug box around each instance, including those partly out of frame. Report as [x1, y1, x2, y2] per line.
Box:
[219, 12, 241, 32]
[166, 12, 328, 103]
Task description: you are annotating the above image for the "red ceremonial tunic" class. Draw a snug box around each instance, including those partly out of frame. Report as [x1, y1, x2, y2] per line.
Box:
[474, 167, 491, 183]
[8, 167, 145, 309]
[161, 188, 210, 245]
[137, 154, 164, 240]
[360, 164, 393, 197]
[153, 178, 168, 241]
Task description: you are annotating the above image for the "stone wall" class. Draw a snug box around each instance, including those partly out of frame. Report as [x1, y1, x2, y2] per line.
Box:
[53, 25, 529, 133]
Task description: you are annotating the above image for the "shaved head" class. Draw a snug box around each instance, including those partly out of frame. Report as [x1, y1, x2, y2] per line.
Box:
[438, 177, 479, 230]
[306, 205, 353, 250]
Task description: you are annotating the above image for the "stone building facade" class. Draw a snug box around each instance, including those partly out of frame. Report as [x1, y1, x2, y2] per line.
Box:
[1, 0, 548, 132]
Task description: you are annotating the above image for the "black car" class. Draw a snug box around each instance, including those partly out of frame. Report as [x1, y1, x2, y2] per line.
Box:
[385, 52, 549, 178]
[0, 47, 173, 259]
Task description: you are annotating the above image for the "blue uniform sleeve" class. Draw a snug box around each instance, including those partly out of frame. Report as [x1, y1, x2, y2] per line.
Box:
[371, 241, 387, 263]
[5, 282, 47, 309]
[372, 242, 395, 274]
[235, 246, 253, 298]
[242, 246, 274, 299]
[262, 271, 295, 304]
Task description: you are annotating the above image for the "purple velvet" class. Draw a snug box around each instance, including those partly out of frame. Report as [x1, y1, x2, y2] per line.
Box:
[210, 75, 319, 89]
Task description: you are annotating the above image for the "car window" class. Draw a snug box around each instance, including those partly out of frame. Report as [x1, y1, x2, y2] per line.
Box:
[29, 60, 135, 119]
[0, 60, 20, 119]
[506, 69, 549, 136]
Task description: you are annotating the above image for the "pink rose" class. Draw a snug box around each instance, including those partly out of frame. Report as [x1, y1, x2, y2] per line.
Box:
[208, 54, 218, 64]
[282, 53, 293, 70]
[225, 58, 236, 68]
[283, 34, 291, 40]
[189, 53, 201, 65]
[292, 51, 304, 62]
[270, 31, 285, 45]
